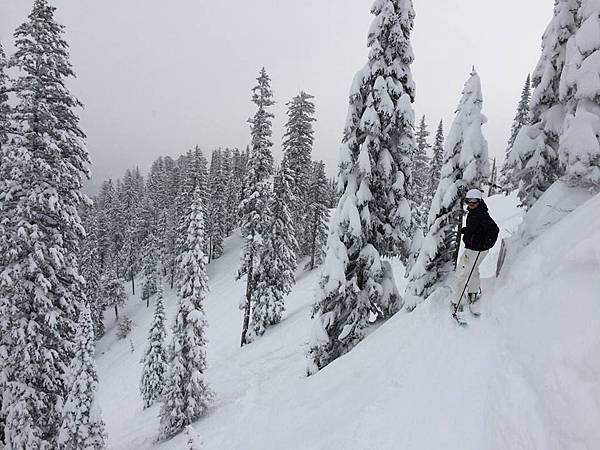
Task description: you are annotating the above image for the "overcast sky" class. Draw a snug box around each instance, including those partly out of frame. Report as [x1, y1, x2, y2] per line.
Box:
[1, 0, 551, 192]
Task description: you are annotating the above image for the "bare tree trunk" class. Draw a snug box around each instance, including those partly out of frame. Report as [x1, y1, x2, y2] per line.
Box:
[130, 269, 135, 295]
[170, 266, 175, 289]
[114, 305, 119, 320]
[488, 157, 497, 196]
[240, 255, 253, 347]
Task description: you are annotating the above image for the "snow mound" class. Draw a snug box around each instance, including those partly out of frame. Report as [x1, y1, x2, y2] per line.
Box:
[517, 179, 595, 245]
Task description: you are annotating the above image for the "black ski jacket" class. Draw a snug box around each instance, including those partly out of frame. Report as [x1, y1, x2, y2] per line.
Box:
[462, 199, 499, 252]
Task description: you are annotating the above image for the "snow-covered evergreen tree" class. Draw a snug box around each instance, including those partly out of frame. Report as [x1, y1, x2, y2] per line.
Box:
[184, 147, 209, 206]
[238, 68, 275, 346]
[232, 146, 249, 202]
[207, 148, 227, 261]
[101, 264, 127, 320]
[221, 148, 238, 237]
[412, 115, 432, 227]
[248, 163, 298, 340]
[58, 308, 107, 450]
[174, 147, 209, 288]
[108, 180, 128, 273]
[501, 75, 532, 194]
[141, 231, 160, 307]
[158, 189, 212, 440]
[96, 180, 116, 269]
[306, 161, 331, 270]
[282, 91, 316, 255]
[0, 1, 90, 446]
[427, 120, 444, 202]
[308, 0, 415, 374]
[121, 226, 139, 293]
[559, 0, 600, 190]
[0, 43, 10, 148]
[116, 317, 133, 340]
[140, 285, 167, 408]
[510, 0, 578, 208]
[80, 209, 106, 339]
[120, 168, 144, 293]
[404, 69, 489, 309]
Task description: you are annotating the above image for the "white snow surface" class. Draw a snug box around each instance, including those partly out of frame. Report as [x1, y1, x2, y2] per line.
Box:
[96, 191, 600, 449]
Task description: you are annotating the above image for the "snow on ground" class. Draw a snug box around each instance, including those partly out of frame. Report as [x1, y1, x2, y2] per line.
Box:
[97, 190, 600, 449]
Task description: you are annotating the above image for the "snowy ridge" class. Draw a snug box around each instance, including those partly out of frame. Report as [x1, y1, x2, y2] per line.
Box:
[96, 192, 600, 449]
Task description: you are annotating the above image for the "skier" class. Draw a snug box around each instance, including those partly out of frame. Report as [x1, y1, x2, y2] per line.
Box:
[453, 189, 499, 317]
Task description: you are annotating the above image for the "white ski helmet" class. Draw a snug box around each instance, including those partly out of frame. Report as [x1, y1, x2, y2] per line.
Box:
[466, 188, 483, 199]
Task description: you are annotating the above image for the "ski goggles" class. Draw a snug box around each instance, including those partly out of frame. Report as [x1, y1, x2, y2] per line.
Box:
[465, 198, 480, 204]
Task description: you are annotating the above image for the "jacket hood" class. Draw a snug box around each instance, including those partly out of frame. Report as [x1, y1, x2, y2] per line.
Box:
[469, 198, 488, 213]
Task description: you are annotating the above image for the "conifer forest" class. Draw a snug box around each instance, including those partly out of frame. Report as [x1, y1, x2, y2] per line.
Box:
[0, 1, 599, 449]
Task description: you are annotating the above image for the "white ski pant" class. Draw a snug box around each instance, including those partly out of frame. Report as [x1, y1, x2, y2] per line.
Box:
[454, 249, 488, 304]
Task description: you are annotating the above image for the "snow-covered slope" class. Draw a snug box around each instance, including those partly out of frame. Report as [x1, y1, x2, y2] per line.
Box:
[96, 190, 600, 449]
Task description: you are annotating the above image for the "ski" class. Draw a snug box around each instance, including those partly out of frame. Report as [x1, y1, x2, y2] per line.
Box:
[452, 311, 468, 327]
[468, 307, 481, 318]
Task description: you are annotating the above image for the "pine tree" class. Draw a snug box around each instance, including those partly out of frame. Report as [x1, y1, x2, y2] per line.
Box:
[184, 147, 209, 205]
[121, 226, 139, 294]
[141, 231, 160, 307]
[238, 68, 275, 347]
[232, 147, 249, 202]
[412, 115, 432, 227]
[96, 180, 116, 269]
[500, 75, 531, 194]
[174, 148, 208, 288]
[0, 1, 90, 446]
[404, 69, 489, 309]
[221, 148, 238, 237]
[108, 180, 127, 274]
[249, 163, 298, 340]
[559, 0, 600, 190]
[510, 0, 578, 208]
[163, 208, 180, 286]
[308, 0, 415, 374]
[57, 308, 107, 449]
[207, 149, 227, 261]
[120, 168, 144, 293]
[116, 317, 133, 340]
[282, 91, 316, 255]
[306, 161, 331, 270]
[0, 43, 10, 148]
[80, 209, 106, 339]
[158, 189, 212, 440]
[427, 120, 444, 202]
[140, 285, 167, 408]
[101, 264, 127, 320]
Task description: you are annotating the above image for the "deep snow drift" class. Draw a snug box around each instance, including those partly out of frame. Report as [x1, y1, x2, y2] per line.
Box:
[96, 189, 600, 449]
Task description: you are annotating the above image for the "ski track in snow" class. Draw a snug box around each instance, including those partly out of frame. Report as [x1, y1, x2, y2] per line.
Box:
[96, 191, 600, 450]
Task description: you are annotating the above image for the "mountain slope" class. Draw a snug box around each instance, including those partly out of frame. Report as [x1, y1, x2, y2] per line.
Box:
[96, 189, 600, 449]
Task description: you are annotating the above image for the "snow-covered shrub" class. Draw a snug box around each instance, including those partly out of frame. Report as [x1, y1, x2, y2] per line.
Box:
[117, 317, 133, 340]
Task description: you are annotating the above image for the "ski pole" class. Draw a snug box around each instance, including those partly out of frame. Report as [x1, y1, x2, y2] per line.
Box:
[453, 251, 482, 317]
